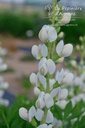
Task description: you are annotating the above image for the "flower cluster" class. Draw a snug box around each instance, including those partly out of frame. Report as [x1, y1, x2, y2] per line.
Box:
[19, 22, 73, 127]
[0, 46, 9, 106]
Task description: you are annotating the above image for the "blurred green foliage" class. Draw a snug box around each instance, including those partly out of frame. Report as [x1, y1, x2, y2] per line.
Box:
[0, 12, 48, 38]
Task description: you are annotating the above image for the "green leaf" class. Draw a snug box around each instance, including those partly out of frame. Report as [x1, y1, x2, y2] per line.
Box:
[64, 101, 73, 120]
[79, 115, 85, 127]
[68, 101, 85, 120]
[51, 104, 63, 120]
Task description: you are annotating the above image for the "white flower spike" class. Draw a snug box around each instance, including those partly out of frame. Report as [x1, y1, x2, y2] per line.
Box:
[39, 25, 57, 42]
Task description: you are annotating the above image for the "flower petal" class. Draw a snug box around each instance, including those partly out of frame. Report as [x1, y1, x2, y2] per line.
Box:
[41, 44, 48, 57]
[19, 107, 28, 121]
[39, 25, 48, 42]
[55, 69, 64, 84]
[62, 44, 73, 57]
[47, 59, 56, 75]
[28, 106, 36, 122]
[56, 100, 67, 109]
[38, 73, 46, 90]
[45, 93, 54, 108]
[36, 97, 45, 109]
[60, 12, 71, 25]
[48, 26, 57, 42]
[50, 87, 61, 98]
[30, 73, 37, 86]
[58, 88, 68, 100]
[56, 40, 64, 55]
[46, 110, 53, 123]
[63, 73, 74, 85]
[32, 45, 39, 59]
[37, 124, 47, 128]
[35, 109, 44, 121]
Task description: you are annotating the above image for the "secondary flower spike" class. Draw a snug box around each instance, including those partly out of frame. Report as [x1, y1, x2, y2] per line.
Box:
[39, 25, 57, 42]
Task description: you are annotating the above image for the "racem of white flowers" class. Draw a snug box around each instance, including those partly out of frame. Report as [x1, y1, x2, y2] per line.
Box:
[19, 22, 74, 127]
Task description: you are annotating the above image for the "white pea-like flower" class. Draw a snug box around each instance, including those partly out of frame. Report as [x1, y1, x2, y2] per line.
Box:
[56, 40, 73, 57]
[32, 44, 48, 60]
[39, 25, 57, 42]
[55, 68, 74, 85]
[60, 12, 71, 25]
[56, 100, 67, 109]
[58, 88, 68, 100]
[38, 57, 56, 76]
[30, 72, 46, 90]
[36, 92, 54, 109]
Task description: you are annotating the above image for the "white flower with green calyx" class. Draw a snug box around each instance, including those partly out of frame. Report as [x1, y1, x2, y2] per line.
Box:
[56, 40, 73, 57]
[32, 44, 48, 60]
[55, 68, 74, 85]
[37, 124, 53, 128]
[60, 12, 71, 25]
[50, 87, 68, 100]
[39, 25, 57, 42]
[36, 92, 54, 109]
[30, 72, 46, 90]
[38, 57, 56, 76]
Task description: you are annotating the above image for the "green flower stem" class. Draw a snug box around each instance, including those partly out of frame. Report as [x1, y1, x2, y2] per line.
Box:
[41, 108, 48, 124]
[52, 0, 57, 26]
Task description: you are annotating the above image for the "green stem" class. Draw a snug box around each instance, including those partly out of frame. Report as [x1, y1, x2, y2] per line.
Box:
[52, 0, 55, 25]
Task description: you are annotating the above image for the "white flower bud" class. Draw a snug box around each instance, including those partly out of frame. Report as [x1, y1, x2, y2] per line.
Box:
[60, 12, 71, 25]
[34, 87, 41, 96]
[57, 57, 64, 63]
[71, 60, 77, 67]
[19, 107, 28, 121]
[58, 32, 64, 39]
[39, 25, 57, 42]
[61, 44, 73, 57]
[36, 98, 45, 109]
[62, 73, 74, 85]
